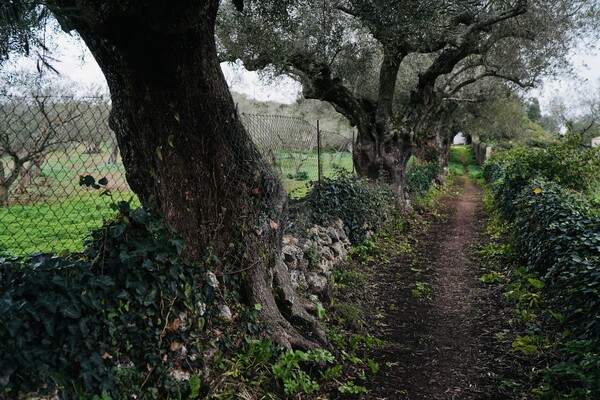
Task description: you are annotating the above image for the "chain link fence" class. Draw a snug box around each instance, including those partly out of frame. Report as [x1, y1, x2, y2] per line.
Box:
[242, 113, 353, 197]
[0, 95, 354, 256]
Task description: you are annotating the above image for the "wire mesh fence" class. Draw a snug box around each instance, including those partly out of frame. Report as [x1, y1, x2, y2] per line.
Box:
[242, 113, 353, 197]
[0, 95, 354, 256]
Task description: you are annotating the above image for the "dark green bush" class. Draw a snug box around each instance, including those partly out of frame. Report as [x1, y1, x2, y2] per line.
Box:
[0, 202, 216, 398]
[405, 160, 441, 197]
[305, 172, 395, 245]
[485, 138, 600, 398]
[511, 180, 600, 338]
[484, 133, 599, 221]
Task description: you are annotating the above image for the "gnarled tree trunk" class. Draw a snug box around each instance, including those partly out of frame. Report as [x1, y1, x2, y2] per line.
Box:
[353, 126, 412, 195]
[49, 1, 324, 349]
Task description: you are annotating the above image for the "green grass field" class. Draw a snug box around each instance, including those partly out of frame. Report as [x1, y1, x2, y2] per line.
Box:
[449, 145, 482, 179]
[1, 145, 137, 255]
[276, 151, 353, 197]
[1, 148, 353, 255]
[0, 193, 138, 255]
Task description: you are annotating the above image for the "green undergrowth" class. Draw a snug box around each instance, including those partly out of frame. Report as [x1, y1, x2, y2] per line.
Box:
[0, 198, 386, 399]
[449, 145, 483, 181]
[480, 134, 600, 399]
[302, 170, 396, 245]
[0, 162, 453, 399]
[405, 158, 441, 198]
[1, 174, 404, 399]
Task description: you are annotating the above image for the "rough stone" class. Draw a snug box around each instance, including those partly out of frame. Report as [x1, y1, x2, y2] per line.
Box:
[326, 226, 340, 242]
[330, 241, 346, 258]
[303, 239, 316, 254]
[282, 235, 299, 246]
[280, 219, 354, 298]
[296, 257, 309, 271]
[320, 246, 335, 261]
[317, 228, 333, 245]
[282, 246, 298, 269]
[306, 272, 328, 294]
[290, 270, 309, 291]
[318, 259, 333, 275]
[217, 304, 232, 322]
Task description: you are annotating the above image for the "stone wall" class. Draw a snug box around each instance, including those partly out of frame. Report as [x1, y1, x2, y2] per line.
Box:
[472, 140, 492, 165]
[281, 218, 352, 299]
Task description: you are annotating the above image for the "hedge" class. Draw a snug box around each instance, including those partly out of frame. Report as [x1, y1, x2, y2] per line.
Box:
[1, 202, 216, 398]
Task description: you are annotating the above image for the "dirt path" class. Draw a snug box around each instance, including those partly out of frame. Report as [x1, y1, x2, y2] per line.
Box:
[364, 177, 494, 399]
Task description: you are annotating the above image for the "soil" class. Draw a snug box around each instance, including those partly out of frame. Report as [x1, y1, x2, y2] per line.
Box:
[356, 176, 510, 399]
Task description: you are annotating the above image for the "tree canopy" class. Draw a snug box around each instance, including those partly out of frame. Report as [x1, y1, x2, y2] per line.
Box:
[219, 0, 600, 191]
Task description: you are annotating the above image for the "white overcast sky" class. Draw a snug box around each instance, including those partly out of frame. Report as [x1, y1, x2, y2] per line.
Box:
[5, 28, 600, 114]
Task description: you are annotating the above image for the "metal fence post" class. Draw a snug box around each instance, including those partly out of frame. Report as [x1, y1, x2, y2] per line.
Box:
[317, 120, 322, 184]
[352, 128, 355, 174]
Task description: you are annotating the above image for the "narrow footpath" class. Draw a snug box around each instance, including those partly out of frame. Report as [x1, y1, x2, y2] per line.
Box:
[363, 176, 499, 399]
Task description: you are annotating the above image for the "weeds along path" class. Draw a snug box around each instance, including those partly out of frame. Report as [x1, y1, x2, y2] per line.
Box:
[363, 177, 495, 399]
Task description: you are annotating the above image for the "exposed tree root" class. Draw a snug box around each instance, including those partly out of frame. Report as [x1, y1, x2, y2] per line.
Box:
[247, 258, 328, 350]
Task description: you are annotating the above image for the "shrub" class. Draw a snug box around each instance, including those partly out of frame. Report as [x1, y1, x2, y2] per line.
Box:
[405, 160, 441, 197]
[305, 172, 395, 245]
[484, 133, 599, 220]
[484, 138, 600, 398]
[0, 201, 216, 398]
[511, 180, 600, 338]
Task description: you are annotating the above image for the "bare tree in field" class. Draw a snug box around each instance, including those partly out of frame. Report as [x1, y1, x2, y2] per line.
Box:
[0, 95, 78, 206]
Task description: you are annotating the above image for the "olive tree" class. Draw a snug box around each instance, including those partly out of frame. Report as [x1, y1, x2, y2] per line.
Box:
[219, 0, 598, 195]
[2, 0, 326, 349]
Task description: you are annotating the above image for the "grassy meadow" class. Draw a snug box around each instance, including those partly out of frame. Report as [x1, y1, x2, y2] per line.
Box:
[1, 146, 353, 255]
[449, 145, 483, 180]
[1, 146, 137, 256]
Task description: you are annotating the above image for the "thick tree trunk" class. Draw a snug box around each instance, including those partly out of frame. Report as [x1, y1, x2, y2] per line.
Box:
[294, 50, 414, 197]
[412, 131, 440, 164]
[50, 1, 324, 349]
[353, 125, 412, 196]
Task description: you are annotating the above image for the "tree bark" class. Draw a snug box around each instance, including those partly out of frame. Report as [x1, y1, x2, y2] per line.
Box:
[0, 159, 8, 207]
[49, 0, 324, 349]
[354, 52, 413, 195]
[296, 52, 413, 196]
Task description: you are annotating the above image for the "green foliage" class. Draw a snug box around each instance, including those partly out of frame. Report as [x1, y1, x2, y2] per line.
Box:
[484, 133, 599, 220]
[349, 239, 385, 264]
[306, 172, 395, 245]
[510, 181, 600, 337]
[287, 170, 309, 181]
[479, 270, 505, 284]
[449, 145, 483, 180]
[448, 161, 464, 176]
[511, 334, 549, 355]
[271, 349, 335, 395]
[411, 281, 430, 299]
[484, 136, 600, 398]
[0, 201, 215, 398]
[464, 96, 553, 146]
[467, 164, 483, 180]
[331, 267, 361, 289]
[338, 380, 367, 394]
[533, 340, 600, 399]
[405, 159, 441, 196]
